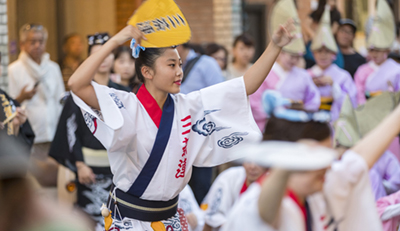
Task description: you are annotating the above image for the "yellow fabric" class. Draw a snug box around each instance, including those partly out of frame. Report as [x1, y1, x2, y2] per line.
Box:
[310, 5, 338, 53]
[104, 212, 113, 231]
[320, 96, 333, 104]
[109, 191, 179, 212]
[200, 203, 208, 211]
[369, 91, 383, 97]
[319, 96, 333, 111]
[82, 147, 110, 167]
[270, 0, 305, 54]
[127, 0, 191, 48]
[367, 0, 395, 49]
[319, 104, 332, 111]
[151, 221, 166, 231]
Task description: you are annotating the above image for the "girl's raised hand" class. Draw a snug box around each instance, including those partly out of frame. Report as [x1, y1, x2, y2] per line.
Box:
[110, 25, 146, 46]
[271, 18, 296, 48]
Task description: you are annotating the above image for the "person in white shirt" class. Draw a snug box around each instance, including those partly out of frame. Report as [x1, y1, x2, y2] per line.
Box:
[201, 164, 267, 231]
[8, 24, 64, 186]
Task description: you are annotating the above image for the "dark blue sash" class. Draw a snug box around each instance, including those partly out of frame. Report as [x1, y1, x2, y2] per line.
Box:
[127, 94, 175, 197]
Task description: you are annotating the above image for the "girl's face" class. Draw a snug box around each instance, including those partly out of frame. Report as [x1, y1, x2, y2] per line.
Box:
[65, 35, 84, 58]
[113, 52, 135, 81]
[233, 41, 255, 65]
[288, 168, 328, 195]
[149, 48, 183, 94]
[288, 136, 333, 196]
[277, 51, 301, 71]
[313, 47, 336, 69]
[211, 49, 227, 70]
[90, 45, 114, 74]
[243, 162, 267, 184]
[369, 49, 389, 65]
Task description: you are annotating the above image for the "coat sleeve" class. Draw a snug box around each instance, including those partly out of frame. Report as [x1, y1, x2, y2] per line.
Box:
[49, 96, 84, 169]
[71, 82, 132, 151]
[201, 167, 242, 228]
[354, 66, 367, 105]
[183, 77, 262, 167]
[323, 150, 372, 223]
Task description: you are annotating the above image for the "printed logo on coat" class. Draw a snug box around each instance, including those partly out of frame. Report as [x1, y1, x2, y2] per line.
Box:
[217, 132, 248, 149]
[175, 115, 191, 179]
[66, 114, 77, 152]
[207, 187, 223, 216]
[192, 109, 229, 136]
[109, 93, 125, 109]
[159, 211, 185, 231]
[84, 112, 98, 134]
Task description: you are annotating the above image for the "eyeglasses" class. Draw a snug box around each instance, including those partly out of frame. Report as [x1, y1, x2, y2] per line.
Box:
[22, 24, 44, 32]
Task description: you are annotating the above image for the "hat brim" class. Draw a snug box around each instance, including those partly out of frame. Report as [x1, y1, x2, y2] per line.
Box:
[236, 141, 337, 171]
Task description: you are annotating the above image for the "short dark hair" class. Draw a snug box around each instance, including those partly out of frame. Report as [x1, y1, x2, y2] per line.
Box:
[205, 43, 228, 69]
[263, 115, 331, 142]
[135, 48, 168, 82]
[112, 46, 137, 88]
[233, 33, 255, 48]
[113, 46, 134, 61]
[310, 0, 341, 25]
[62, 33, 81, 46]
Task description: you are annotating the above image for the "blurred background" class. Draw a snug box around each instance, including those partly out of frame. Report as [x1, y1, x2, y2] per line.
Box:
[0, 0, 397, 90]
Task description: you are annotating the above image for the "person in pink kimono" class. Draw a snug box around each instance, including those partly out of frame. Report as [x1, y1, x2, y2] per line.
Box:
[354, 0, 400, 105]
[249, 0, 320, 131]
[354, 0, 400, 161]
[307, 6, 357, 122]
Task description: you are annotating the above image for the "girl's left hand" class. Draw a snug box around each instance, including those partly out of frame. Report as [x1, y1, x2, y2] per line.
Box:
[271, 18, 296, 48]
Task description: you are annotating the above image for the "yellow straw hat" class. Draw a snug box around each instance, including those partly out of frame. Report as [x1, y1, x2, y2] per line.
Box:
[270, 0, 305, 55]
[310, 5, 338, 53]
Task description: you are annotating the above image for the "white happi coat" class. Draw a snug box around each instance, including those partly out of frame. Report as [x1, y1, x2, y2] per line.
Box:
[178, 185, 205, 231]
[201, 166, 246, 230]
[222, 150, 383, 231]
[72, 77, 261, 230]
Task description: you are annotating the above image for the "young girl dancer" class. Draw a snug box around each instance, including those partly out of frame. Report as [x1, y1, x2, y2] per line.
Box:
[68, 11, 295, 231]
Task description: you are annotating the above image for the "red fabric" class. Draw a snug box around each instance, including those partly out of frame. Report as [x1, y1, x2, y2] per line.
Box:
[288, 190, 308, 231]
[241, 173, 269, 194]
[255, 173, 268, 185]
[136, 85, 162, 128]
[178, 208, 189, 231]
[239, 180, 248, 195]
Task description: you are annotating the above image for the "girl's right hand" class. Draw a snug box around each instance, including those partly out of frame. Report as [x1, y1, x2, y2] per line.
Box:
[110, 25, 146, 46]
